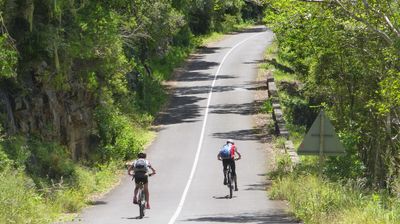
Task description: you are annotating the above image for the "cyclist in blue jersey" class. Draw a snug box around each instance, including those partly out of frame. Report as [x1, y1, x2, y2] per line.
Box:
[217, 139, 241, 191]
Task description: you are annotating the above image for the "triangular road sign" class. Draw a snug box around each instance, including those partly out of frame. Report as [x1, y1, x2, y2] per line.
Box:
[298, 110, 345, 156]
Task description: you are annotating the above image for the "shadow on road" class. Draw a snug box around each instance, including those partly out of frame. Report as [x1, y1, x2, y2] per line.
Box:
[212, 128, 263, 142]
[184, 212, 300, 223]
[196, 46, 224, 55]
[243, 59, 265, 65]
[177, 71, 219, 82]
[87, 200, 107, 206]
[210, 101, 262, 116]
[235, 26, 269, 33]
[122, 216, 148, 220]
[212, 195, 238, 199]
[156, 45, 237, 125]
[156, 95, 204, 125]
[243, 182, 267, 191]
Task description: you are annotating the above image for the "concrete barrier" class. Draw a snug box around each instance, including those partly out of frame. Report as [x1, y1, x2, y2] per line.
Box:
[266, 76, 300, 166]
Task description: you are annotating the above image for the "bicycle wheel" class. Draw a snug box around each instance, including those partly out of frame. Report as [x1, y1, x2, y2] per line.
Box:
[227, 166, 233, 199]
[138, 189, 145, 218]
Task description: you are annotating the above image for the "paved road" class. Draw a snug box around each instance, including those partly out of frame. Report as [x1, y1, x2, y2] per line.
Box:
[70, 26, 298, 224]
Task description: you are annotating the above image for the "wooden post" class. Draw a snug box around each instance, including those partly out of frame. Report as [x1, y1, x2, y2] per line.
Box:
[319, 110, 324, 175]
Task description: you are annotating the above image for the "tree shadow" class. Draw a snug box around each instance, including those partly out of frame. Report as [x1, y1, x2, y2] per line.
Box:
[246, 85, 268, 91]
[210, 101, 263, 116]
[243, 183, 267, 191]
[212, 128, 263, 142]
[243, 59, 266, 65]
[235, 26, 269, 33]
[196, 46, 225, 55]
[173, 84, 236, 96]
[174, 47, 225, 83]
[187, 60, 220, 72]
[177, 70, 218, 82]
[87, 200, 107, 206]
[155, 95, 205, 125]
[184, 211, 300, 223]
[265, 59, 294, 74]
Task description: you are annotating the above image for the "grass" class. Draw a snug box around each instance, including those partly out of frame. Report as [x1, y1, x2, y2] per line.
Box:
[273, 69, 297, 82]
[0, 140, 123, 223]
[269, 172, 400, 224]
[0, 169, 54, 224]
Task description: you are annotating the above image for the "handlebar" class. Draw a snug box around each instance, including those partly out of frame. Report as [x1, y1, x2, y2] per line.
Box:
[218, 157, 241, 161]
[130, 172, 156, 179]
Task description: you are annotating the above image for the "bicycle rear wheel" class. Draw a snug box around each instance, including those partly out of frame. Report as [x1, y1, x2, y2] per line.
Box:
[138, 190, 145, 218]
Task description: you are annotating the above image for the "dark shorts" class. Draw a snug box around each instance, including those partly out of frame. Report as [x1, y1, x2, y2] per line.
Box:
[134, 172, 148, 184]
[222, 158, 236, 177]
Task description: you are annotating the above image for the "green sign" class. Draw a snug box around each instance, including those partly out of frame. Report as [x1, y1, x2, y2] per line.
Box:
[298, 110, 345, 156]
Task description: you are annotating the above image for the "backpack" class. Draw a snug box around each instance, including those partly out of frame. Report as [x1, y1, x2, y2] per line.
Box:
[219, 143, 233, 159]
[133, 158, 148, 172]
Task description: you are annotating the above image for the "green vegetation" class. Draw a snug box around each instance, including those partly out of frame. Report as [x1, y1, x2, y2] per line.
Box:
[0, 0, 265, 222]
[270, 163, 400, 224]
[0, 135, 121, 223]
[263, 0, 400, 223]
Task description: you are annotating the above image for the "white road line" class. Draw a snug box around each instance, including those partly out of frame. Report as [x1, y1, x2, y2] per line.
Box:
[167, 32, 265, 224]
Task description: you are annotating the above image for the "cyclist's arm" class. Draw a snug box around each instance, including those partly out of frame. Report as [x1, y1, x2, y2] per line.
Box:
[148, 163, 156, 175]
[235, 148, 242, 160]
[217, 153, 222, 161]
[128, 163, 134, 176]
[149, 167, 156, 176]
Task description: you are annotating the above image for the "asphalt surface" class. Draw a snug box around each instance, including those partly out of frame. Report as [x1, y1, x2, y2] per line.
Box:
[69, 26, 299, 224]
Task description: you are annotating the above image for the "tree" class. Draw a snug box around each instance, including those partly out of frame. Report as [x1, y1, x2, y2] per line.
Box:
[264, 0, 400, 188]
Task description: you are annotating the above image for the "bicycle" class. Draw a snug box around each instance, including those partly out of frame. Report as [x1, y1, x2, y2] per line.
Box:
[225, 164, 234, 199]
[136, 180, 146, 219]
[132, 174, 153, 219]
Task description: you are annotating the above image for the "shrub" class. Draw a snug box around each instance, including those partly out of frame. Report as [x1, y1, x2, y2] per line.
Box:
[269, 153, 293, 179]
[0, 169, 53, 223]
[52, 189, 85, 213]
[26, 139, 75, 181]
[0, 146, 12, 171]
[261, 99, 273, 113]
[1, 136, 31, 168]
[325, 130, 365, 181]
[94, 105, 148, 161]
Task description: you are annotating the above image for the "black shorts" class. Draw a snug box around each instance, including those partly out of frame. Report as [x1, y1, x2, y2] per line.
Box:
[222, 158, 236, 177]
[134, 172, 148, 184]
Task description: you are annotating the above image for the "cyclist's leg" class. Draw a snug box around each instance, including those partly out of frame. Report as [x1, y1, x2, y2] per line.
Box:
[230, 160, 238, 191]
[144, 183, 150, 209]
[222, 159, 228, 184]
[143, 175, 150, 209]
[133, 185, 139, 204]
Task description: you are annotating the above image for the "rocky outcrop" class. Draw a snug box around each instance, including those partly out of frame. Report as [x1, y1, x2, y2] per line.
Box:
[2, 80, 96, 160]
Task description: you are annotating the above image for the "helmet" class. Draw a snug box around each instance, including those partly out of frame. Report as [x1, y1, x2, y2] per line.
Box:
[137, 152, 147, 159]
[226, 139, 234, 144]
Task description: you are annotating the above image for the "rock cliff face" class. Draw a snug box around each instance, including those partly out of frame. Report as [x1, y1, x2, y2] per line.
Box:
[0, 80, 96, 160]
